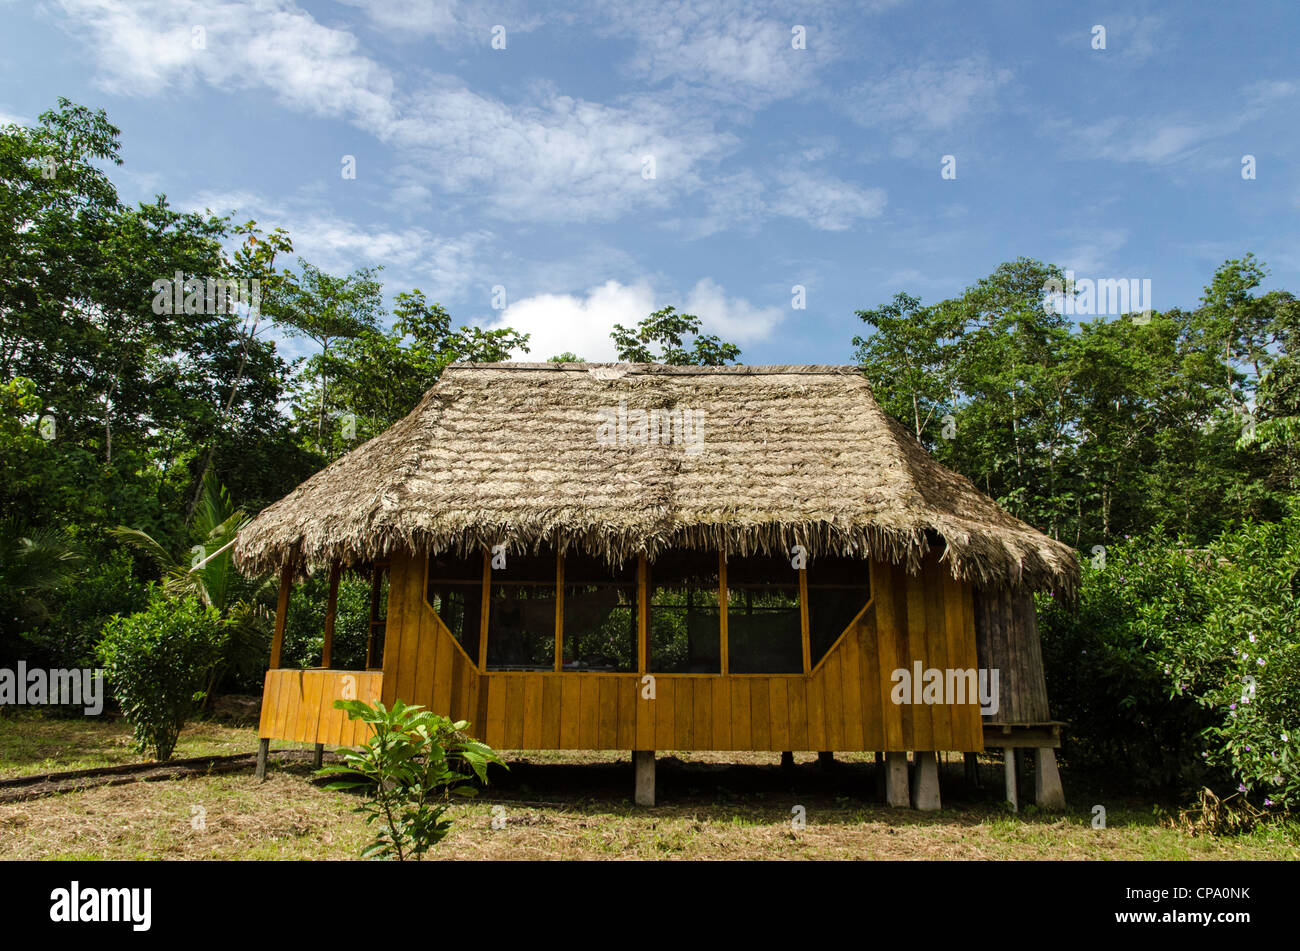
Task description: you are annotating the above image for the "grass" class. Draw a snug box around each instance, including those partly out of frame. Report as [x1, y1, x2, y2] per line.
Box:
[0, 710, 317, 779]
[1, 714, 1297, 860]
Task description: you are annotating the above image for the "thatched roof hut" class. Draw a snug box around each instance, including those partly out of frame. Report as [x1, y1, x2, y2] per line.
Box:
[242, 363, 1075, 811]
[233, 363, 1077, 595]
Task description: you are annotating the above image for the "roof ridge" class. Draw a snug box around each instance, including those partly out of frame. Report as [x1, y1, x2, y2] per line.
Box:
[444, 362, 865, 375]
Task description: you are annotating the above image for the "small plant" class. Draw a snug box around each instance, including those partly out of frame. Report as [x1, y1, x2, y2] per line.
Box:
[95, 591, 227, 760]
[318, 698, 504, 860]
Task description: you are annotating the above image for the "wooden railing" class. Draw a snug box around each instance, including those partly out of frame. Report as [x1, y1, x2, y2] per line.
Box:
[258, 669, 383, 746]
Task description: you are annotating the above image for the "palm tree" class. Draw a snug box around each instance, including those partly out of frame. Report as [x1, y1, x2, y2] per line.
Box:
[0, 523, 85, 638]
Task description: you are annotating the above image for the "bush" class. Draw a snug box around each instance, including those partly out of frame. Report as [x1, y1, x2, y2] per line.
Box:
[96, 591, 227, 760]
[1040, 507, 1300, 809]
[318, 699, 503, 860]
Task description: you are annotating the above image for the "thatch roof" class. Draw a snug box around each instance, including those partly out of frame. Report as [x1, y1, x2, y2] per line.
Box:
[233, 363, 1079, 595]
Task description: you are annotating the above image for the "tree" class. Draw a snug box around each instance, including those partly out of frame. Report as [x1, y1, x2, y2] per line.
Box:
[278, 261, 385, 447]
[610, 306, 740, 365]
[314, 290, 529, 449]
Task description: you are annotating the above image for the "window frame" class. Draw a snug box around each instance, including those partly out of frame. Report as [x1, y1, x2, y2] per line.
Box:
[420, 547, 874, 678]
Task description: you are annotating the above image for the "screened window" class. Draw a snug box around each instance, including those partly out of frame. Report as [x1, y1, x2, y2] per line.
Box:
[426, 551, 484, 661]
[486, 550, 557, 671]
[806, 556, 871, 665]
[562, 554, 637, 671]
[726, 555, 803, 673]
[649, 550, 721, 673]
[365, 563, 390, 669]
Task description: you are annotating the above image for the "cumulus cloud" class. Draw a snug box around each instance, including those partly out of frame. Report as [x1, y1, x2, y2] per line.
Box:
[482, 277, 784, 361]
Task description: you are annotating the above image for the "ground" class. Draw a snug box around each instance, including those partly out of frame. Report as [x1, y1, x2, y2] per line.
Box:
[1, 714, 1296, 860]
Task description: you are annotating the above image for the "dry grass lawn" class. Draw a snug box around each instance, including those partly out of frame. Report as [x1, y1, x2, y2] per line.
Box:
[2, 721, 1297, 860]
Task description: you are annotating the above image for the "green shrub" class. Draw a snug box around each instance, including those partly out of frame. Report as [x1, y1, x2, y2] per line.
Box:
[318, 699, 504, 860]
[96, 591, 227, 760]
[1040, 507, 1300, 809]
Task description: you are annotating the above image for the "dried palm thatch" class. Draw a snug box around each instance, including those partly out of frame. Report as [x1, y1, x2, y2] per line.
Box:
[233, 363, 1079, 595]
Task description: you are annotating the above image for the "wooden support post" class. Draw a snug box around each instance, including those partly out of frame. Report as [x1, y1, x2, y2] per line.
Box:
[256, 738, 269, 781]
[1003, 749, 1018, 812]
[269, 565, 292, 670]
[321, 562, 341, 669]
[818, 751, 835, 770]
[885, 751, 909, 807]
[911, 751, 941, 811]
[1033, 747, 1066, 810]
[780, 751, 795, 771]
[874, 751, 885, 799]
[634, 750, 655, 807]
[964, 751, 981, 788]
[312, 743, 324, 770]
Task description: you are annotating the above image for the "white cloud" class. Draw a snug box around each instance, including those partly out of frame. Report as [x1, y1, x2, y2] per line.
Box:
[846, 56, 1012, 130]
[485, 280, 658, 361]
[602, 2, 838, 108]
[482, 277, 783, 361]
[182, 188, 493, 297]
[769, 169, 886, 231]
[683, 278, 783, 342]
[51, 0, 735, 223]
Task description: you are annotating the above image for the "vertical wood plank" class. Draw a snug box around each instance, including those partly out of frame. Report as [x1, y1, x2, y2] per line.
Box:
[711, 677, 732, 750]
[749, 678, 771, 750]
[522, 676, 544, 749]
[541, 675, 563, 749]
[693, 678, 712, 751]
[906, 565, 933, 751]
[559, 676, 581, 749]
[839, 627, 865, 749]
[873, 562, 904, 750]
[731, 678, 752, 750]
[635, 676, 656, 750]
[554, 551, 564, 672]
[504, 676, 526, 749]
[579, 676, 600, 748]
[486, 676, 508, 749]
[805, 670, 827, 751]
[654, 678, 675, 750]
[857, 609, 885, 750]
[821, 653, 845, 749]
[891, 563, 914, 749]
[769, 678, 790, 751]
[477, 550, 490, 671]
[598, 677, 619, 749]
[617, 676, 637, 748]
[924, 557, 953, 751]
[674, 679, 693, 749]
[787, 678, 808, 751]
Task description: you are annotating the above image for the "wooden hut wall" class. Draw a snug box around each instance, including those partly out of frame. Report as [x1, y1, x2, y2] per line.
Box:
[377, 549, 985, 753]
[972, 587, 1051, 725]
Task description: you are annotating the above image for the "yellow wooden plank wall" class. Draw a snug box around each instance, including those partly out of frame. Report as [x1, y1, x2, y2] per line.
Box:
[367, 550, 985, 752]
[258, 669, 383, 746]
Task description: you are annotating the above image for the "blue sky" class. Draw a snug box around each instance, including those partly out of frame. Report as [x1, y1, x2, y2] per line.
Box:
[3, 0, 1298, 365]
